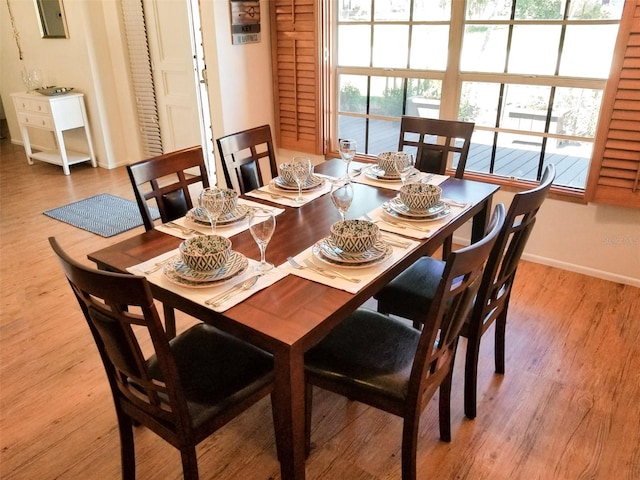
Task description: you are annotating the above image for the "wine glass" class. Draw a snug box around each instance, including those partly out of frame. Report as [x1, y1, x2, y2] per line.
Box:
[290, 156, 312, 204]
[249, 208, 276, 271]
[198, 187, 225, 234]
[338, 139, 356, 179]
[398, 152, 416, 186]
[330, 180, 354, 221]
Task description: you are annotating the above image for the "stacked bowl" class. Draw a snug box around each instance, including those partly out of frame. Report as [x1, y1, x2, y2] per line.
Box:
[179, 235, 231, 273]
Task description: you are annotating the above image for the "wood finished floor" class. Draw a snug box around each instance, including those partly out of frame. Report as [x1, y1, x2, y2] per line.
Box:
[1, 133, 639, 479]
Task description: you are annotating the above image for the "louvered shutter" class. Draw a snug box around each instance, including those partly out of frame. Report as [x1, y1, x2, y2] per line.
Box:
[269, 0, 323, 154]
[121, 0, 163, 157]
[587, 0, 640, 207]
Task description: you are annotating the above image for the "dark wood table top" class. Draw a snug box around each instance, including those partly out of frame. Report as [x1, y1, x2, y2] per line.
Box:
[89, 160, 498, 351]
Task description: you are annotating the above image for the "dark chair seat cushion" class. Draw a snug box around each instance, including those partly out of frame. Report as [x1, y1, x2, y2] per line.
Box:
[146, 324, 273, 428]
[374, 256, 445, 320]
[305, 309, 421, 403]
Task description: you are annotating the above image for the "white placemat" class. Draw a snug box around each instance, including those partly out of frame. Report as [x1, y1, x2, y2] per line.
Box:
[128, 249, 288, 312]
[245, 174, 333, 207]
[155, 199, 285, 239]
[351, 167, 449, 191]
[279, 234, 420, 294]
[363, 201, 472, 239]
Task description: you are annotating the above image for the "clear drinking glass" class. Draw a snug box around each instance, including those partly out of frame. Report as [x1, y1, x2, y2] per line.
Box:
[249, 209, 276, 271]
[198, 187, 225, 234]
[398, 152, 416, 186]
[338, 139, 357, 179]
[330, 180, 354, 221]
[290, 156, 313, 203]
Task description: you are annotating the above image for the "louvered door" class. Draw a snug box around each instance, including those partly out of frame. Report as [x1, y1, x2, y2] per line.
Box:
[269, 0, 324, 154]
[587, 0, 640, 207]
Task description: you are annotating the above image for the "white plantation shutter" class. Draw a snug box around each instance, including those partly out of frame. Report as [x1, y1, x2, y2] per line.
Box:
[121, 0, 163, 157]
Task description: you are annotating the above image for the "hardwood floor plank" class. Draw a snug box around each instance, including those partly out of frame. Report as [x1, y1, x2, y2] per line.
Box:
[1, 133, 639, 479]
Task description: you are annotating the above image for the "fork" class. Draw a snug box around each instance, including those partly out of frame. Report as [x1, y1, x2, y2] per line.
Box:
[164, 221, 198, 235]
[143, 256, 175, 274]
[287, 257, 360, 283]
[365, 212, 430, 232]
[254, 189, 296, 200]
[204, 274, 262, 306]
[377, 209, 432, 232]
[303, 258, 361, 283]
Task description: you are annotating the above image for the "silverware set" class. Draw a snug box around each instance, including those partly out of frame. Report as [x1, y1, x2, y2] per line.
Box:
[204, 274, 263, 307]
[364, 212, 431, 233]
[143, 256, 176, 274]
[163, 221, 199, 235]
[287, 256, 361, 283]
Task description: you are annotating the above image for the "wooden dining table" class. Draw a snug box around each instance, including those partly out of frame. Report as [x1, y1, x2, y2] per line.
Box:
[88, 159, 499, 480]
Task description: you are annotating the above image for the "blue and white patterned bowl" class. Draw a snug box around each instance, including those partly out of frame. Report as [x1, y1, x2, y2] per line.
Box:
[377, 151, 410, 177]
[399, 183, 442, 212]
[219, 188, 239, 216]
[330, 219, 379, 253]
[279, 162, 312, 186]
[179, 235, 231, 272]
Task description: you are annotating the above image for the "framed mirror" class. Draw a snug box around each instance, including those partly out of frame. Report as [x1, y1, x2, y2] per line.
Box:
[34, 0, 68, 38]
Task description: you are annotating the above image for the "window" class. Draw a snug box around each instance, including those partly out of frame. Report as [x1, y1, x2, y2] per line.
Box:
[334, 0, 624, 191]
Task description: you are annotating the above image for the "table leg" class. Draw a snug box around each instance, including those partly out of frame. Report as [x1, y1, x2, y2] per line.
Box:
[471, 197, 493, 243]
[272, 349, 306, 480]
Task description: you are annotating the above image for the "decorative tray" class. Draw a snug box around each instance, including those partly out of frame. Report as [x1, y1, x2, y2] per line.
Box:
[35, 86, 74, 96]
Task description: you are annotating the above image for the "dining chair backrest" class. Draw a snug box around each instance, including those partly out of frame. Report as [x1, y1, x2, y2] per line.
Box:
[398, 116, 474, 179]
[49, 236, 191, 430]
[216, 125, 279, 194]
[468, 163, 556, 342]
[127, 146, 209, 231]
[409, 202, 505, 415]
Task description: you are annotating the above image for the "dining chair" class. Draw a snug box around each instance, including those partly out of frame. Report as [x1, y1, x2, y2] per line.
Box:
[127, 146, 210, 338]
[216, 124, 279, 194]
[398, 116, 475, 258]
[375, 164, 556, 419]
[398, 116, 475, 179]
[127, 145, 210, 232]
[49, 237, 275, 480]
[304, 204, 505, 480]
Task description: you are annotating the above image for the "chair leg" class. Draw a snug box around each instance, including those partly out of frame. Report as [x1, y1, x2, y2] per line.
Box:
[438, 370, 453, 442]
[180, 447, 199, 480]
[163, 304, 176, 339]
[304, 383, 313, 458]
[495, 308, 507, 374]
[464, 329, 482, 420]
[401, 414, 419, 480]
[116, 411, 136, 480]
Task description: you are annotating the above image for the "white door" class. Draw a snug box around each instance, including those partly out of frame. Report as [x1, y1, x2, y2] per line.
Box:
[143, 0, 214, 174]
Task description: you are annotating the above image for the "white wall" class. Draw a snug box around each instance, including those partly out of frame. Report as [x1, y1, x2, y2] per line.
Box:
[454, 189, 640, 286]
[1, 0, 637, 286]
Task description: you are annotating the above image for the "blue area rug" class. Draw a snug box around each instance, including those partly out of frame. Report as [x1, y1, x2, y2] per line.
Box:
[44, 193, 160, 238]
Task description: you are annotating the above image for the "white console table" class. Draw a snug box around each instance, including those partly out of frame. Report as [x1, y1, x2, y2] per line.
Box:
[11, 91, 97, 175]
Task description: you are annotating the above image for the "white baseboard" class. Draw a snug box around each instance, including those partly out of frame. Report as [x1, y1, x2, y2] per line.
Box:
[452, 235, 640, 288]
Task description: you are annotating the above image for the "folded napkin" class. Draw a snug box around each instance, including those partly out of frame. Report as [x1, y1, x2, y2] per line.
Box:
[363, 200, 472, 239]
[245, 174, 333, 207]
[280, 235, 420, 294]
[128, 249, 288, 313]
[156, 199, 285, 239]
[351, 167, 449, 191]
